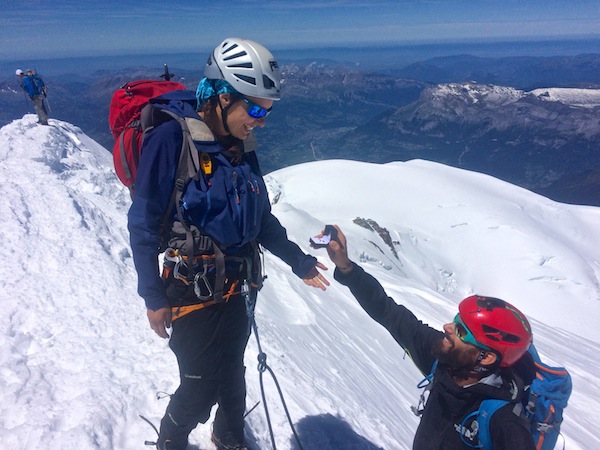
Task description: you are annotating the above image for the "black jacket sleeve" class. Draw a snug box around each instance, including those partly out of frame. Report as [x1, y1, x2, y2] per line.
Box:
[334, 263, 444, 375]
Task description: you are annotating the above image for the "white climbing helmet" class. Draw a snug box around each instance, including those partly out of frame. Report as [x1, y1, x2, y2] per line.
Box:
[204, 37, 281, 100]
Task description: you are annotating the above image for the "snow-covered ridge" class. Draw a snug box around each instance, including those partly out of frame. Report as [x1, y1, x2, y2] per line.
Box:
[429, 82, 600, 108]
[430, 83, 524, 106]
[1, 115, 599, 449]
[531, 87, 600, 108]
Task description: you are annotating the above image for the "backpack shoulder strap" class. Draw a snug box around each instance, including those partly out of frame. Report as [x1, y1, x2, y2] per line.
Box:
[185, 116, 214, 141]
[477, 399, 511, 450]
[140, 104, 204, 254]
[155, 110, 202, 253]
[28, 74, 42, 94]
[411, 359, 439, 416]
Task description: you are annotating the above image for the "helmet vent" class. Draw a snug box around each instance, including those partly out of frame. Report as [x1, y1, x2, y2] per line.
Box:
[476, 296, 504, 310]
[223, 43, 239, 52]
[481, 324, 522, 343]
[235, 74, 257, 86]
[224, 51, 248, 61]
[229, 62, 253, 69]
[263, 75, 276, 90]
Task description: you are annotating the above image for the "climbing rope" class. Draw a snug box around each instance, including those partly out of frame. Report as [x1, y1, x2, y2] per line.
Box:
[242, 281, 305, 450]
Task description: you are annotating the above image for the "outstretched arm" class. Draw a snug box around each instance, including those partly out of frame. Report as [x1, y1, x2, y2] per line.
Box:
[323, 225, 443, 374]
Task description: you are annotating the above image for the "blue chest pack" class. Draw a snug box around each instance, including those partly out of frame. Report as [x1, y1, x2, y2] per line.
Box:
[414, 344, 572, 450]
[182, 149, 267, 250]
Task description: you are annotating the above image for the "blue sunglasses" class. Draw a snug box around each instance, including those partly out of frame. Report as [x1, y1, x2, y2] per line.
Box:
[240, 96, 272, 119]
[453, 314, 494, 351]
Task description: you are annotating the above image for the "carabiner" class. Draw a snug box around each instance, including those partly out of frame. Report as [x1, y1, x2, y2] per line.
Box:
[193, 261, 213, 300]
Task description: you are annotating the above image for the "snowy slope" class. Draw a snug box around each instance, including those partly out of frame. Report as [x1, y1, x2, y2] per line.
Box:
[1, 114, 599, 450]
[531, 88, 600, 108]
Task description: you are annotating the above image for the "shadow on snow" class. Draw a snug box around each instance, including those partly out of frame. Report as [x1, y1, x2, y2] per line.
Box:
[290, 413, 384, 450]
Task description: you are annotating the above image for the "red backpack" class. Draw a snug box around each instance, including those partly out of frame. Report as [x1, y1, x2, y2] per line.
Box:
[108, 80, 186, 193]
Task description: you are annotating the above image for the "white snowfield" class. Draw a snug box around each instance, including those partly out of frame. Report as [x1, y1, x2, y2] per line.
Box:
[531, 87, 600, 108]
[1, 115, 599, 449]
[432, 82, 600, 108]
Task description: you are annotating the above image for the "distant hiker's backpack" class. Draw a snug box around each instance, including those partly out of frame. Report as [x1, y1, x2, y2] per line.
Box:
[415, 344, 572, 450]
[30, 73, 46, 95]
[108, 80, 186, 193]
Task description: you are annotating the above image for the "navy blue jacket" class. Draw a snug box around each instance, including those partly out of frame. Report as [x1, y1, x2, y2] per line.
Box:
[334, 263, 535, 450]
[128, 93, 317, 310]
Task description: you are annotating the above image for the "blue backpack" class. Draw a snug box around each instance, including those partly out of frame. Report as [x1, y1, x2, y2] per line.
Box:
[477, 345, 572, 450]
[415, 344, 572, 450]
[29, 73, 46, 94]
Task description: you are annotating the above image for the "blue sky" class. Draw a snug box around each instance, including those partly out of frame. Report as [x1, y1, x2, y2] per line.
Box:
[1, 0, 599, 60]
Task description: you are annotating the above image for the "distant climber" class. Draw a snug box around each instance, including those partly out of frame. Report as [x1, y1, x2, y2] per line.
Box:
[16, 68, 49, 125]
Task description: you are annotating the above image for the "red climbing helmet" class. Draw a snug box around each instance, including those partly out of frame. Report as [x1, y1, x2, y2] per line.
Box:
[458, 295, 533, 367]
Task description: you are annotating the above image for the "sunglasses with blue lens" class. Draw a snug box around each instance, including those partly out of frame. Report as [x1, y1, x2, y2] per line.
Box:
[240, 96, 272, 119]
[453, 314, 493, 351]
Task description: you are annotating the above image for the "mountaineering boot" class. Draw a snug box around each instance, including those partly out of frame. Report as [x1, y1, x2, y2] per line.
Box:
[156, 435, 187, 450]
[156, 437, 172, 450]
[156, 411, 191, 450]
[211, 431, 248, 450]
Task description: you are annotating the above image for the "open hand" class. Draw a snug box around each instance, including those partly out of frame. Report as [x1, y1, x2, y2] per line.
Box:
[303, 262, 330, 290]
[147, 307, 172, 339]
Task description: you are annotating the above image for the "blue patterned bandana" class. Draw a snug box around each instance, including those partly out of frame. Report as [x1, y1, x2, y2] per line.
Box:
[196, 78, 238, 111]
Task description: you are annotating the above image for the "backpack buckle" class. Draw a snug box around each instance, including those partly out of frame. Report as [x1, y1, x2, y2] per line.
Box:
[175, 177, 186, 192]
[536, 422, 556, 433]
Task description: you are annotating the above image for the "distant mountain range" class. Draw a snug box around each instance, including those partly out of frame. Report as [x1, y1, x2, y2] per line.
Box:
[327, 83, 600, 206]
[1, 53, 599, 206]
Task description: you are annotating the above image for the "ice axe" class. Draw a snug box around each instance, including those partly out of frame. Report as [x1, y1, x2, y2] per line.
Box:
[160, 64, 174, 81]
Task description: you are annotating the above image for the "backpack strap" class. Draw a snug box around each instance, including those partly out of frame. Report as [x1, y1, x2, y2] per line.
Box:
[117, 128, 133, 182]
[476, 399, 514, 450]
[411, 359, 438, 416]
[141, 106, 201, 261]
[212, 245, 227, 303]
[162, 112, 201, 268]
[32, 74, 45, 95]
